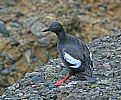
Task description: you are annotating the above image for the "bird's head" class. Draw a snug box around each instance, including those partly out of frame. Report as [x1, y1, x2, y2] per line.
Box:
[42, 22, 64, 34]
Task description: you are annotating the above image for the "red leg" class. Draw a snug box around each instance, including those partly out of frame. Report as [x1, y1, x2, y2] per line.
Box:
[54, 73, 72, 86]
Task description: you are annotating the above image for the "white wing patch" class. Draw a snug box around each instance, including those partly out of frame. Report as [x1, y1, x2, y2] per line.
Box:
[63, 52, 81, 68]
[90, 52, 93, 61]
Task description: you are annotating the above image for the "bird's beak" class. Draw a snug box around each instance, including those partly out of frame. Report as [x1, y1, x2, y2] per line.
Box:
[42, 28, 49, 32]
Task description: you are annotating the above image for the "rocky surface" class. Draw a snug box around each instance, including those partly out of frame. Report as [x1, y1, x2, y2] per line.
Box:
[0, 0, 121, 94]
[1, 33, 121, 99]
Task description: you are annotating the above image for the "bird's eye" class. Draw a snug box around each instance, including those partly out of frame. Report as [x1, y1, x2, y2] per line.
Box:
[53, 25, 57, 28]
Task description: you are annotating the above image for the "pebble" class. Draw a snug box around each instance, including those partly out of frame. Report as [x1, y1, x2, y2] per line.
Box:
[104, 63, 112, 71]
[48, 83, 55, 89]
[21, 81, 30, 87]
[1, 94, 6, 98]
[0, 65, 3, 71]
[11, 22, 20, 28]
[4, 89, 10, 94]
[13, 9, 23, 17]
[0, 21, 10, 37]
[1, 69, 10, 75]
[8, 86, 16, 91]
[50, 93, 57, 99]
[24, 50, 31, 64]
[115, 84, 121, 90]
[0, 96, 2, 99]
[31, 85, 37, 88]
[108, 72, 115, 78]
[11, 38, 20, 46]
[7, 53, 14, 60]
[17, 92, 24, 97]
[14, 83, 20, 89]
[5, 0, 16, 7]
[32, 75, 45, 83]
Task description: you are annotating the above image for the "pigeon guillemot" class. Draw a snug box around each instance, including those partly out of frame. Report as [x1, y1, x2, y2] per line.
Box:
[42, 22, 94, 86]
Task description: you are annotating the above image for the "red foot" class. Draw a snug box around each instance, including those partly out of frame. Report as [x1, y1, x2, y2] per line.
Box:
[54, 79, 65, 86]
[54, 73, 72, 86]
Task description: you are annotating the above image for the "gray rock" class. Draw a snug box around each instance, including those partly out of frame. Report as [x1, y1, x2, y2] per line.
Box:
[7, 53, 14, 60]
[4, 89, 10, 94]
[101, 35, 110, 42]
[0, 20, 10, 37]
[11, 22, 20, 28]
[24, 16, 39, 29]
[11, 38, 20, 46]
[5, 0, 16, 7]
[115, 83, 121, 90]
[13, 9, 24, 17]
[17, 92, 24, 97]
[0, 64, 4, 71]
[48, 83, 55, 89]
[24, 17, 48, 37]
[24, 50, 31, 64]
[31, 21, 48, 37]
[13, 83, 20, 89]
[1, 69, 10, 75]
[0, 96, 2, 99]
[0, 9, 13, 14]
[8, 86, 16, 91]
[103, 62, 112, 71]
[38, 37, 50, 47]
[108, 72, 115, 78]
[22, 81, 30, 87]
[31, 74, 45, 83]
[50, 93, 57, 99]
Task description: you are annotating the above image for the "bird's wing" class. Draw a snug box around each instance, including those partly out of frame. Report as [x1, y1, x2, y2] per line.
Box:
[63, 52, 82, 68]
[77, 38, 93, 76]
[62, 46, 84, 69]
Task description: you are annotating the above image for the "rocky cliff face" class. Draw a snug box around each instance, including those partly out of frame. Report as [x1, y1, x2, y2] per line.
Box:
[1, 33, 121, 99]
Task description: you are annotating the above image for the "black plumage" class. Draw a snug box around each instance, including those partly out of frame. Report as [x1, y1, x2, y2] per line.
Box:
[42, 22, 94, 86]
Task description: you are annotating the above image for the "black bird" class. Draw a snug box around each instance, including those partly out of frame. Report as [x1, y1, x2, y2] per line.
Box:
[42, 22, 94, 86]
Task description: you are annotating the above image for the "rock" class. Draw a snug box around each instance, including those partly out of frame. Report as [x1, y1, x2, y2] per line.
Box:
[17, 92, 24, 97]
[22, 81, 30, 87]
[0, 21, 10, 37]
[38, 37, 50, 47]
[48, 83, 55, 89]
[101, 36, 110, 42]
[13, 83, 20, 89]
[13, 9, 24, 17]
[0, 64, 4, 71]
[8, 86, 16, 91]
[10, 38, 20, 46]
[91, 83, 98, 88]
[103, 63, 112, 71]
[50, 93, 57, 99]
[24, 50, 31, 64]
[1, 69, 10, 75]
[108, 72, 115, 78]
[24, 16, 39, 29]
[31, 74, 45, 83]
[11, 22, 20, 28]
[7, 53, 14, 61]
[113, 82, 121, 90]
[5, 0, 17, 7]
[4, 89, 10, 94]
[31, 21, 48, 37]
